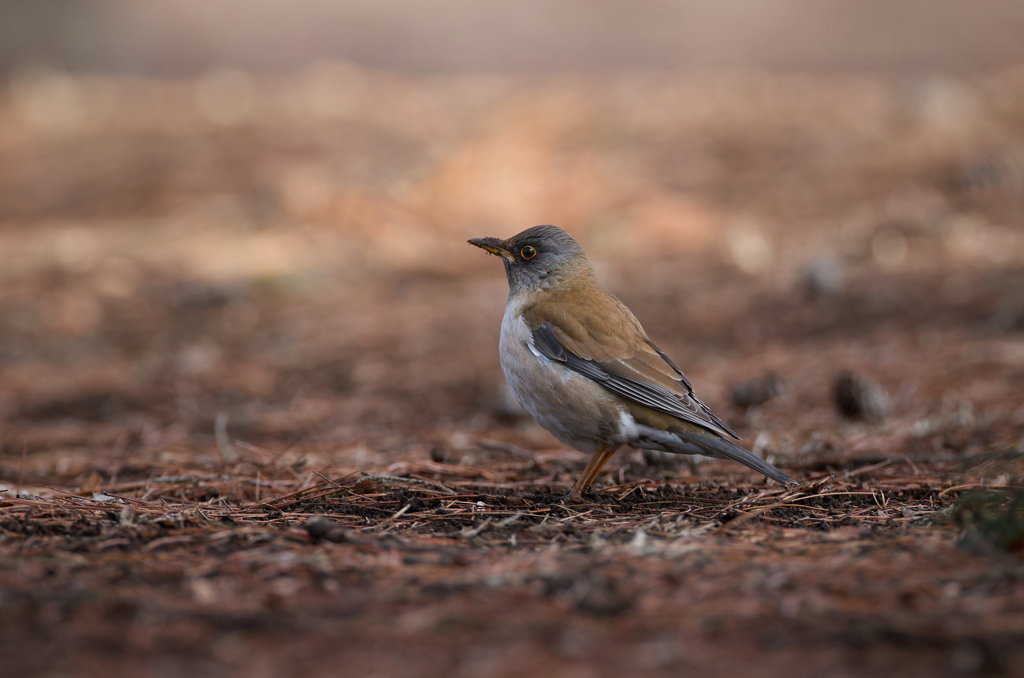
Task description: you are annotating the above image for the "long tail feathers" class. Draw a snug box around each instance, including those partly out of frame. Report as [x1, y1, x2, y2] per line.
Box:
[681, 432, 796, 485]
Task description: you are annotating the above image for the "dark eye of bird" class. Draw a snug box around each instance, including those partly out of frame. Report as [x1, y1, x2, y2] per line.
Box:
[520, 245, 537, 260]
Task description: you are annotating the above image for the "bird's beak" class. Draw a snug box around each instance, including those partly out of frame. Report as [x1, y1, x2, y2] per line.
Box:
[468, 237, 515, 263]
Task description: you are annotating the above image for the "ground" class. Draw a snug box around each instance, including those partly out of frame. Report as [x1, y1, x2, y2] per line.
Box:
[1, 65, 1024, 677]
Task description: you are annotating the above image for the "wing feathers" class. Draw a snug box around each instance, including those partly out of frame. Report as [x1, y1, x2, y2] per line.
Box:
[523, 287, 740, 439]
[530, 321, 738, 440]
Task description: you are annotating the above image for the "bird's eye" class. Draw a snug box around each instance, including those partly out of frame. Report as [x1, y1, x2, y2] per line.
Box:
[520, 246, 537, 260]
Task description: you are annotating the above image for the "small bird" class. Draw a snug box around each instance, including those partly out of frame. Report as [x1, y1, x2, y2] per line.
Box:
[469, 225, 795, 498]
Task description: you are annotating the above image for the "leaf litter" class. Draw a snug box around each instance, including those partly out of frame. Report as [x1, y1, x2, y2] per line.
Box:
[2, 63, 1024, 677]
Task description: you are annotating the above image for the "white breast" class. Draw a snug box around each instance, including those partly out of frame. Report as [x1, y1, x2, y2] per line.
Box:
[497, 304, 634, 454]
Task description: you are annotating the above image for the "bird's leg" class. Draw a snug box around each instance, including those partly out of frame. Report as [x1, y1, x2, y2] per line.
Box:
[569, 447, 618, 500]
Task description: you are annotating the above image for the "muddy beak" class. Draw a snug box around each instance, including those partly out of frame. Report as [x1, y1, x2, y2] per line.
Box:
[468, 237, 515, 263]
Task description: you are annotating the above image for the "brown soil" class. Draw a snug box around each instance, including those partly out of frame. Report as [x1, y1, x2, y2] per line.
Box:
[2, 66, 1024, 677]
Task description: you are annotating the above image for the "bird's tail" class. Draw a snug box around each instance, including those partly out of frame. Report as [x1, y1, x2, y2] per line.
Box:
[635, 425, 795, 485]
[685, 432, 796, 485]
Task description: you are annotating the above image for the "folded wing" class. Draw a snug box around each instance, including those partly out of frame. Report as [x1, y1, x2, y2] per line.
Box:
[524, 297, 739, 441]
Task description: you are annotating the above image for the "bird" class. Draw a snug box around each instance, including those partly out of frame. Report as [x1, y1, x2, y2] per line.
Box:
[469, 225, 795, 499]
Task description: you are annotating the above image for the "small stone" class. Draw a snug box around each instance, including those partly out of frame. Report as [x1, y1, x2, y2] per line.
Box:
[833, 372, 890, 423]
[304, 516, 356, 543]
[800, 259, 846, 299]
[731, 373, 785, 409]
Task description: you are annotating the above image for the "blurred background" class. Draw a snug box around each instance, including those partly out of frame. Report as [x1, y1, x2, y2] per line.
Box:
[5, 0, 1024, 74]
[4, 4, 1024, 678]
[1, 0, 1023, 487]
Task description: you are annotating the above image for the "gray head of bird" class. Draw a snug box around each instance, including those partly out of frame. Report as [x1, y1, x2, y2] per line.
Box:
[468, 225, 594, 294]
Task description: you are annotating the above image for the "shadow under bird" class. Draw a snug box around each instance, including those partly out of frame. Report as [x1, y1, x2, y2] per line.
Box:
[469, 225, 795, 499]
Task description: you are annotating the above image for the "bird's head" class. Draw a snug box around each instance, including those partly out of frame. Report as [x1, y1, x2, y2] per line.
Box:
[468, 225, 593, 294]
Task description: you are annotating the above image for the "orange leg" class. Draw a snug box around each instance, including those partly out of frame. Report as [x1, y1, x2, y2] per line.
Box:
[569, 447, 618, 500]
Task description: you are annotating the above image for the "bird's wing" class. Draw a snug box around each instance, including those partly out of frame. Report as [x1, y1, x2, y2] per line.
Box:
[522, 296, 739, 440]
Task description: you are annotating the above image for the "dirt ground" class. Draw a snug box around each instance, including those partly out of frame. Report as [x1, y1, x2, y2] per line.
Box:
[2, 65, 1024, 677]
